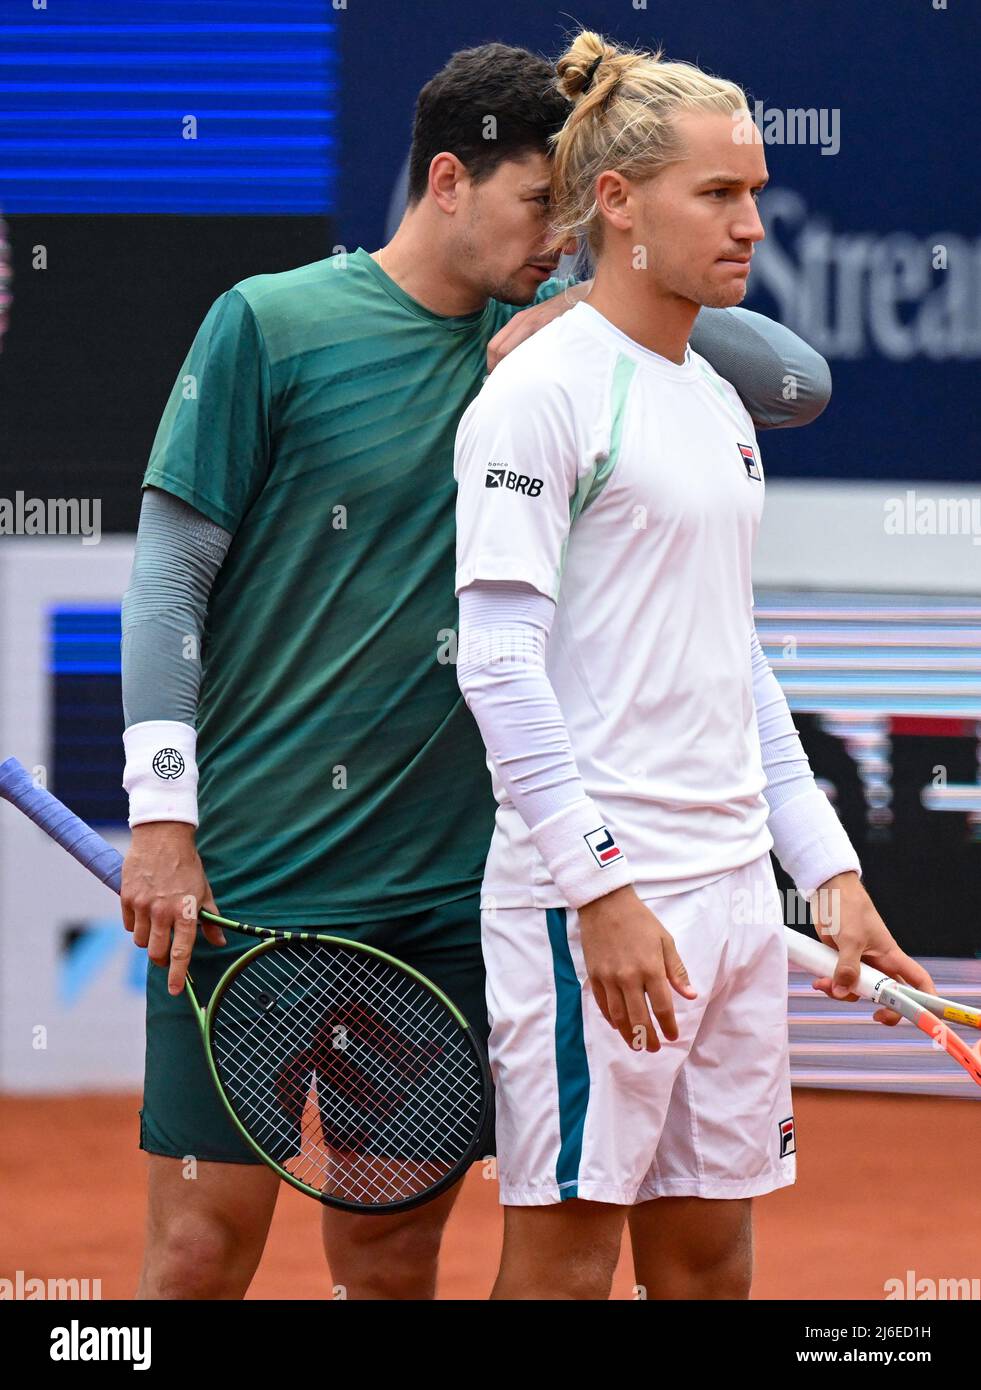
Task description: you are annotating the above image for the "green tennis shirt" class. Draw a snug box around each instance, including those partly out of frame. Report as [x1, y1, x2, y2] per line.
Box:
[143, 248, 572, 925]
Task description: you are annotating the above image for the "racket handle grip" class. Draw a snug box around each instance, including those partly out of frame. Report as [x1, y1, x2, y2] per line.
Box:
[784, 926, 889, 1003]
[0, 757, 124, 894]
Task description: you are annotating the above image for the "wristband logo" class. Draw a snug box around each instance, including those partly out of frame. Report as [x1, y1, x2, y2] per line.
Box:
[152, 748, 185, 780]
[584, 825, 623, 867]
[778, 1115, 796, 1157]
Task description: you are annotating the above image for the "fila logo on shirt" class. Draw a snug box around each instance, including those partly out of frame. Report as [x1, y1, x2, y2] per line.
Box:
[778, 1115, 797, 1158]
[485, 463, 543, 497]
[584, 825, 624, 868]
[738, 442, 762, 481]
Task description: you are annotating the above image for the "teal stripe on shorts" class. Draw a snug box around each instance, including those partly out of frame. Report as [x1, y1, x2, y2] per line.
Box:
[546, 908, 590, 1200]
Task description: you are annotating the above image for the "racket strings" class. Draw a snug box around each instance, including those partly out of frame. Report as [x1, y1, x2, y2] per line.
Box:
[209, 941, 486, 1207]
[218, 950, 482, 1153]
[222, 993, 477, 1203]
[216, 960, 478, 1172]
[216, 966, 479, 1204]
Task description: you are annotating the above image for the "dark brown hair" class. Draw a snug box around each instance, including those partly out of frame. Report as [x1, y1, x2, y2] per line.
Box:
[407, 44, 570, 204]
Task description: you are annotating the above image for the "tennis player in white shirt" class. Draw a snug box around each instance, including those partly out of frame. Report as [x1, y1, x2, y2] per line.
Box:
[453, 31, 935, 1301]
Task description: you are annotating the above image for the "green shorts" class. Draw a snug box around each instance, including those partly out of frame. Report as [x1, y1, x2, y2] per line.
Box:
[139, 893, 492, 1164]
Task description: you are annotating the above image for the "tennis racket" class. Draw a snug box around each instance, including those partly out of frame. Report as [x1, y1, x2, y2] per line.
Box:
[0, 756, 492, 1212]
[785, 925, 981, 1087]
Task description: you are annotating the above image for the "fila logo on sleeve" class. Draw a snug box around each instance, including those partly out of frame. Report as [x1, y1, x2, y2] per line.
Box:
[738, 443, 762, 481]
[485, 463, 543, 497]
[778, 1115, 796, 1158]
[584, 825, 624, 867]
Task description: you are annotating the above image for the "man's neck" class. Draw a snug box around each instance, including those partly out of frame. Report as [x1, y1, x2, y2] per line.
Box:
[370, 210, 486, 318]
[585, 261, 699, 365]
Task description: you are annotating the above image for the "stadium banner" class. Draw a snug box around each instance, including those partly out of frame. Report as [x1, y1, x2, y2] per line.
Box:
[337, 0, 979, 485]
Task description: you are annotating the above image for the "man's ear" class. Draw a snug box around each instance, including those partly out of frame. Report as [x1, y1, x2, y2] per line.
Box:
[429, 152, 466, 215]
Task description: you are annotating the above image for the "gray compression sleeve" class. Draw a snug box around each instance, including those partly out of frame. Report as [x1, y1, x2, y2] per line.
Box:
[690, 306, 832, 430]
[121, 486, 232, 729]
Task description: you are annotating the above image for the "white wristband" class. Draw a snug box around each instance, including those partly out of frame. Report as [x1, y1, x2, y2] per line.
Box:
[766, 787, 861, 901]
[123, 720, 199, 828]
[530, 798, 634, 909]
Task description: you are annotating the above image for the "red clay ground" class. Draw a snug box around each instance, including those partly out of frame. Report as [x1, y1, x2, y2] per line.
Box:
[1, 1089, 977, 1300]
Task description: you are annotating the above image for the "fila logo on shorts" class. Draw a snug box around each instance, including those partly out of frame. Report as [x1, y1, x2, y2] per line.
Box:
[738, 442, 762, 481]
[584, 825, 624, 867]
[778, 1115, 797, 1158]
[485, 464, 543, 497]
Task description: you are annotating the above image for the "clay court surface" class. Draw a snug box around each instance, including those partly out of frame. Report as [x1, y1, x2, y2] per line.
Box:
[2, 1088, 977, 1300]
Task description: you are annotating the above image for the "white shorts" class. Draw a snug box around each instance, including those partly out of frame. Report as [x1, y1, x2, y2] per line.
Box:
[481, 852, 796, 1206]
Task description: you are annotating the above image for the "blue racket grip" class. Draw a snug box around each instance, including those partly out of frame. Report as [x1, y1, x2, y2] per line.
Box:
[0, 757, 124, 894]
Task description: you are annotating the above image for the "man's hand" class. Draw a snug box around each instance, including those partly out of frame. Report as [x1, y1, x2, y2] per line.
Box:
[809, 870, 936, 1026]
[120, 822, 224, 996]
[486, 281, 591, 373]
[578, 884, 697, 1052]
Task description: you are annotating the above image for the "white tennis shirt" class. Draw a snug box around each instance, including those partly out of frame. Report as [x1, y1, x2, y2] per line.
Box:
[454, 300, 774, 906]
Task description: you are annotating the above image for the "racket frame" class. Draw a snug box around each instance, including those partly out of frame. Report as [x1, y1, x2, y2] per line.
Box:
[890, 982, 981, 1031]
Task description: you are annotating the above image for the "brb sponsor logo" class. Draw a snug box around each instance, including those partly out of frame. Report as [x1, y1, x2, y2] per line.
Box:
[485, 463, 543, 497]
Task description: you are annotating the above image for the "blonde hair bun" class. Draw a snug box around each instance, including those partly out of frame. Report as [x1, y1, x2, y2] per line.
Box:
[555, 32, 658, 104]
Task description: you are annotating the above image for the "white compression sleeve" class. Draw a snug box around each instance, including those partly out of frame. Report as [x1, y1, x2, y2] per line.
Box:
[457, 581, 633, 908]
[751, 628, 861, 898]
